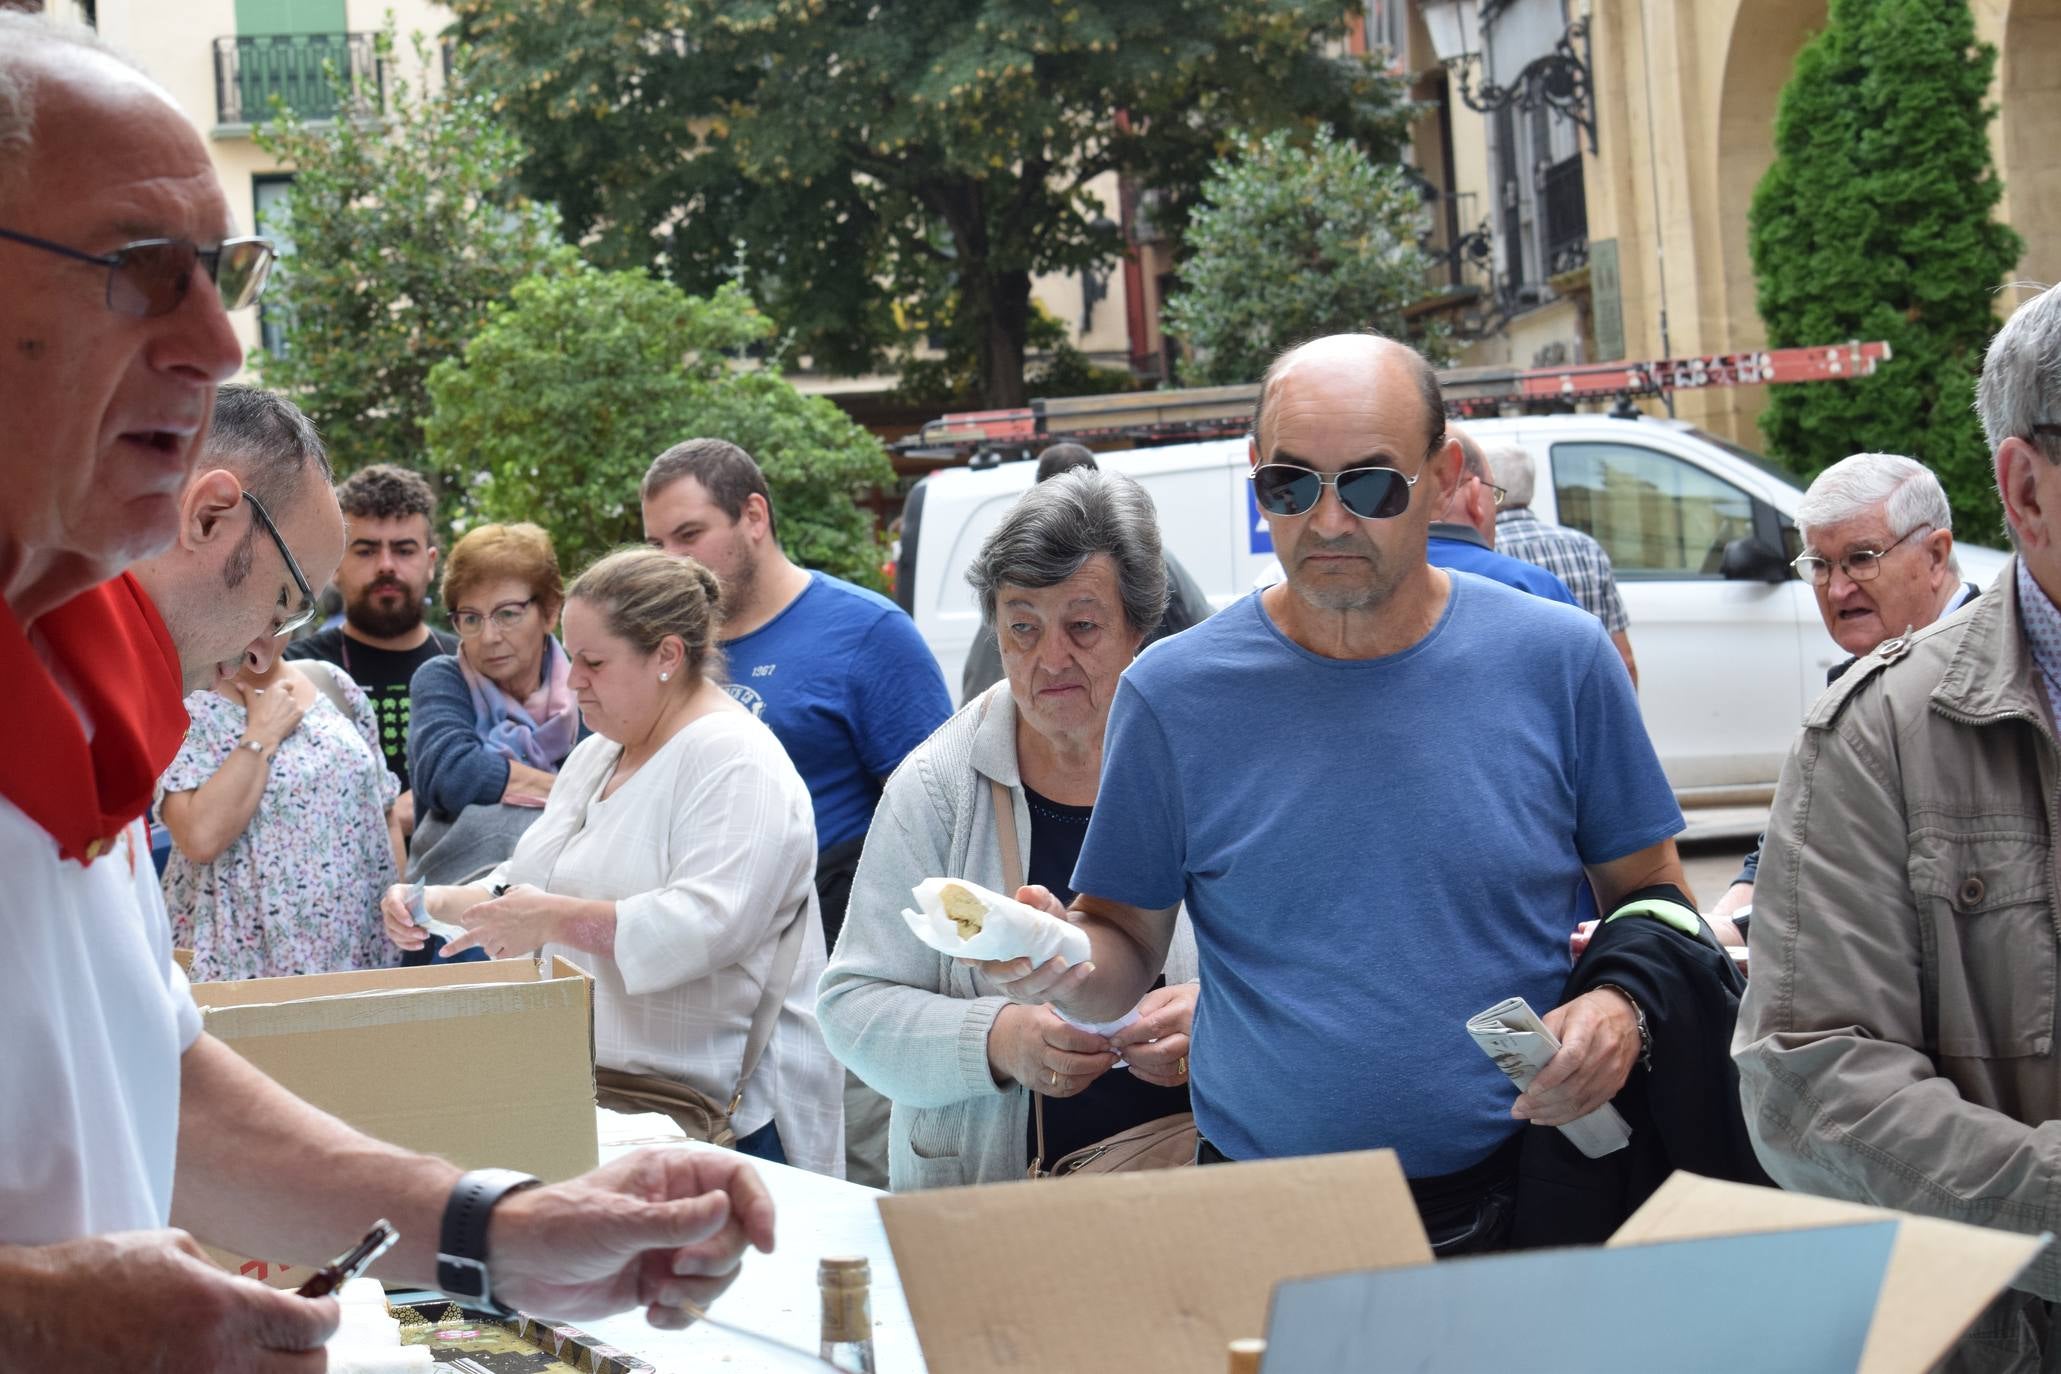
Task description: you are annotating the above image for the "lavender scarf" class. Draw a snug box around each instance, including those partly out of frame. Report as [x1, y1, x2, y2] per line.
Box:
[458, 636, 580, 772]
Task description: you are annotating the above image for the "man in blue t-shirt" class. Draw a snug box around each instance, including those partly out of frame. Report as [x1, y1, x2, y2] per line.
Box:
[975, 335, 1689, 1254]
[640, 439, 952, 949]
[1425, 427, 1580, 606]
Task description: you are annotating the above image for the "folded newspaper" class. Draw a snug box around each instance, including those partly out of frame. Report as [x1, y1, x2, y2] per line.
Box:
[1466, 996, 1632, 1159]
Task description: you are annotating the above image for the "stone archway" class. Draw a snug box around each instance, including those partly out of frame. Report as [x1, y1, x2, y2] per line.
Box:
[1702, 0, 1826, 448]
[1997, 0, 2061, 307]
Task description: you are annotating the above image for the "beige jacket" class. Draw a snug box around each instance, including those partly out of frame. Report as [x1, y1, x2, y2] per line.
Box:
[1736, 563, 2061, 1370]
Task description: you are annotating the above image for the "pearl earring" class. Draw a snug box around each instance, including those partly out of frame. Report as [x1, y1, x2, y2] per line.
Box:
[659, 672, 670, 682]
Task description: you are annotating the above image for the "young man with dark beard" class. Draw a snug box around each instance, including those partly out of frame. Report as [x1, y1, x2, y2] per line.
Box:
[286, 463, 454, 833]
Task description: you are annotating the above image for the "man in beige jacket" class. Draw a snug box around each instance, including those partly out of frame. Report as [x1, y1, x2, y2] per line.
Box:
[1735, 281, 2061, 1371]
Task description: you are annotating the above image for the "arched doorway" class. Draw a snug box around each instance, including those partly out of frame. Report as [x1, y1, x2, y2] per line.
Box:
[1705, 0, 1827, 449]
[1998, 0, 2061, 307]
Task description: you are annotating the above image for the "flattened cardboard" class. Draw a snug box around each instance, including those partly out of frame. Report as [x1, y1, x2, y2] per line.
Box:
[1264, 1222, 1896, 1373]
[879, 1149, 1431, 1374]
[1611, 1172, 2049, 1374]
[192, 956, 599, 1287]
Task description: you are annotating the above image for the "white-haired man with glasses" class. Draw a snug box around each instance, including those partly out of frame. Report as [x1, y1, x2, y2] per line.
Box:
[1737, 283, 2061, 1367]
[1705, 453, 1980, 936]
[0, 18, 773, 1370]
[971, 333, 1690, 1255]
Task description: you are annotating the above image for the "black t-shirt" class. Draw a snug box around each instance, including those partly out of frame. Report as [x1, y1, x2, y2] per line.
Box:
[1020, 783, 1190, 1168]
[284, 625, 455, 792]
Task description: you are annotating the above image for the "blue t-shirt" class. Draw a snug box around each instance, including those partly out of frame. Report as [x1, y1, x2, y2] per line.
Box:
[1071, 574, 1682, 1176]
[721, 572, 952, 851]
[1427, 531, 1579, 606]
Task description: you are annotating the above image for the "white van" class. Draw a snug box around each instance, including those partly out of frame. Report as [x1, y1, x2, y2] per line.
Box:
[894, 412, 2007, 804]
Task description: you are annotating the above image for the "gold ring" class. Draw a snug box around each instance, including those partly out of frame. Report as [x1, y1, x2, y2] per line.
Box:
[1048, 1070, 1057, 1087]
[1178, 1056, 1188, 1077]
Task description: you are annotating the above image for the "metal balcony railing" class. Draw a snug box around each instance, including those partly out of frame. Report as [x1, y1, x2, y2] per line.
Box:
[1541, 153, 1589, 275]
[212, 32, 384, 127]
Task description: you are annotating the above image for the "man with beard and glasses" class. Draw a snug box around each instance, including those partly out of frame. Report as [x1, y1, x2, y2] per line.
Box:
[970, 333, 1689, 1256]
[287, 463, 454, 833]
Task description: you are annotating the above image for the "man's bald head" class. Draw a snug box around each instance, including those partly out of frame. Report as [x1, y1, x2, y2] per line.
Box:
[1251, 334, 1447, 458]
[0, 15, 159, 211]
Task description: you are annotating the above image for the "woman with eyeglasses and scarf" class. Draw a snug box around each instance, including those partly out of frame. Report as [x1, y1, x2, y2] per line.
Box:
[404, 523, 587, 945]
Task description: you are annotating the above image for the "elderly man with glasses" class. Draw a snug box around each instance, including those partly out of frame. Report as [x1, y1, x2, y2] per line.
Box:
[0, 18, 773, 1370]
[1736, 284, 2061, 1369]
[1705, 452, 1980, 938]
[971, 333, 1691, 1255]
[1424, 426, 1580, 607]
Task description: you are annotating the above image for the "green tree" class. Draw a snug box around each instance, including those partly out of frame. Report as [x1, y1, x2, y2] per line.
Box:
[253, 36, 577, 502]
[1749, 0, 2022, 535]
[424, 269, 895, 586]
[445, 0, 1412, 407]
[1162, 128, 1443, 385]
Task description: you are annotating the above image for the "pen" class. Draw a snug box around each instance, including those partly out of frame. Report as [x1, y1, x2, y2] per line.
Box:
[295, 1219, 399, 1299]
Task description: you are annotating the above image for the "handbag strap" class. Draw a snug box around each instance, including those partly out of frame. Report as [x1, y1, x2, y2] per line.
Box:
[988, 771, 1054, 1178]
[727, 892, 807, 1115]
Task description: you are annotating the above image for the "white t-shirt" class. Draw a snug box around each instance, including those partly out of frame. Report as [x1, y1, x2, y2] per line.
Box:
[487, 711, 845, 1178]
[0, 800, 202, 1243]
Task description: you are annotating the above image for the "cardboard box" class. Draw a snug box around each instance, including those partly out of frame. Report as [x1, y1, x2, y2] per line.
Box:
[879, 1150, 1433, 1374]
[190, 956, 599, 1287]
[1611, 1172, 2047, 1374]
[1260, 1172, 2045, 1374]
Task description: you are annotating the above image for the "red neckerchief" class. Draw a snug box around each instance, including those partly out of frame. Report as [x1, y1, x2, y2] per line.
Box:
[0, 573, 189, 865]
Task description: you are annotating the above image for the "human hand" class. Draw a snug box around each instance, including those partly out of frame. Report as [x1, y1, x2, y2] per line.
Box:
[1513, 988, 1641, 1127]
[956, 884, 1098, 1005]
[486, 1146, 776, 1328]
[393, 788, 416, 837]
[1708, 880, 1754, 921]
[237, 680, 306, 750]
[1, 1228, 338, 1372]
[440, 883, 567, 959]
[380, 882, 426, 952]
[1569, 919, 1598, 959]
[987, 1002, 1117, 1096]
[1108, 982, 1195, 1088]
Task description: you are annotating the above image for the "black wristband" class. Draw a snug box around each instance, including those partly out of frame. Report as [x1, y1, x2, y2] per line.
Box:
[436, 1168, 541, 1315]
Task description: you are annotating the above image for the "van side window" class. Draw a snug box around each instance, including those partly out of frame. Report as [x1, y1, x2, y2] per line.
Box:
[1550, 442, 1755, 578]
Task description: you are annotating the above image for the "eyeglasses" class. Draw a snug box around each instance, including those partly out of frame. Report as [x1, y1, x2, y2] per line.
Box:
[242, 491, 317, 636]
[1791, 524, 1931, 587]
[451, 599, 536, 638]
[1475, 475, 1507, 507]
[1250, 463, 1422, 521]
[0, 227, 276, 317]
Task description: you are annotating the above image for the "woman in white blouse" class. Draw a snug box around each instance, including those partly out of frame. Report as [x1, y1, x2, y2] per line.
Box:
[381, 547, 844, 1176]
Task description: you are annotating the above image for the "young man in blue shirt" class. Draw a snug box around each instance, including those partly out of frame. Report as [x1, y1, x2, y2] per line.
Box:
[640, 439, 952, 948]
[976, 334, 1690, 1254]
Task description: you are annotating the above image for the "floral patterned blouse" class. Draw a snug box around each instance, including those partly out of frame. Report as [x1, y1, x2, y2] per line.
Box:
[158, 666, 402, 982]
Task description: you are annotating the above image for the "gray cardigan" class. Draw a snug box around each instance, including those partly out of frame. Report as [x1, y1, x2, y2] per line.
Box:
[817, 683, 1198, 1191]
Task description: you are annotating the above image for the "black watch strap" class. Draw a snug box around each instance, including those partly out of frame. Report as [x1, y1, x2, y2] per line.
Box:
[436, 1168, 541, 1315]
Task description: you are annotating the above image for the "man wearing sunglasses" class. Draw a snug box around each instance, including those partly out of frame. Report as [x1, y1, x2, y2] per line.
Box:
[972, 333, 1689, 1254]
[0, 21, 775, 1371]
[1736, 285, 2061, 1363]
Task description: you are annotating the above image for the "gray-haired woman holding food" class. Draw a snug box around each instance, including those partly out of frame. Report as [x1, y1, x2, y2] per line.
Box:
[818, 467, 1200, 1191]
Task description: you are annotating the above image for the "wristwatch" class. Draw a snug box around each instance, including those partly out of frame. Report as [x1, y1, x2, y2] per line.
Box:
[237, 737, 268, 758]
[436, 1168, 542, 1315]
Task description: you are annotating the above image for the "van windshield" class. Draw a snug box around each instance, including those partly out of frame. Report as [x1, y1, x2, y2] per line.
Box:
[1688, 427, 1805, 491]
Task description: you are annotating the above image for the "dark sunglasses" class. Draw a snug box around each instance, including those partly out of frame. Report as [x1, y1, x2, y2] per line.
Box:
[1250, 462, 1422, 520]
[0, 227, 276, 317]
[243, 490, 317, 637]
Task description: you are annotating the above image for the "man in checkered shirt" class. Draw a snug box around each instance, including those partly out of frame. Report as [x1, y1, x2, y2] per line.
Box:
[1488, 444, 1639, 687]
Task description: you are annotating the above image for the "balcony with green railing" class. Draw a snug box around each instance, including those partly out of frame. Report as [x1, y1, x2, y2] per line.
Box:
[212, 32, 385, 129]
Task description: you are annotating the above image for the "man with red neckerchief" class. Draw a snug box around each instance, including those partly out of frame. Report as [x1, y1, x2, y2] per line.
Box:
[0, 18, 778, 1372]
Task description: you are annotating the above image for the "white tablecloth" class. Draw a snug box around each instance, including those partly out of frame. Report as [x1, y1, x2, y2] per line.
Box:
[572, 1111, 926, 1373]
